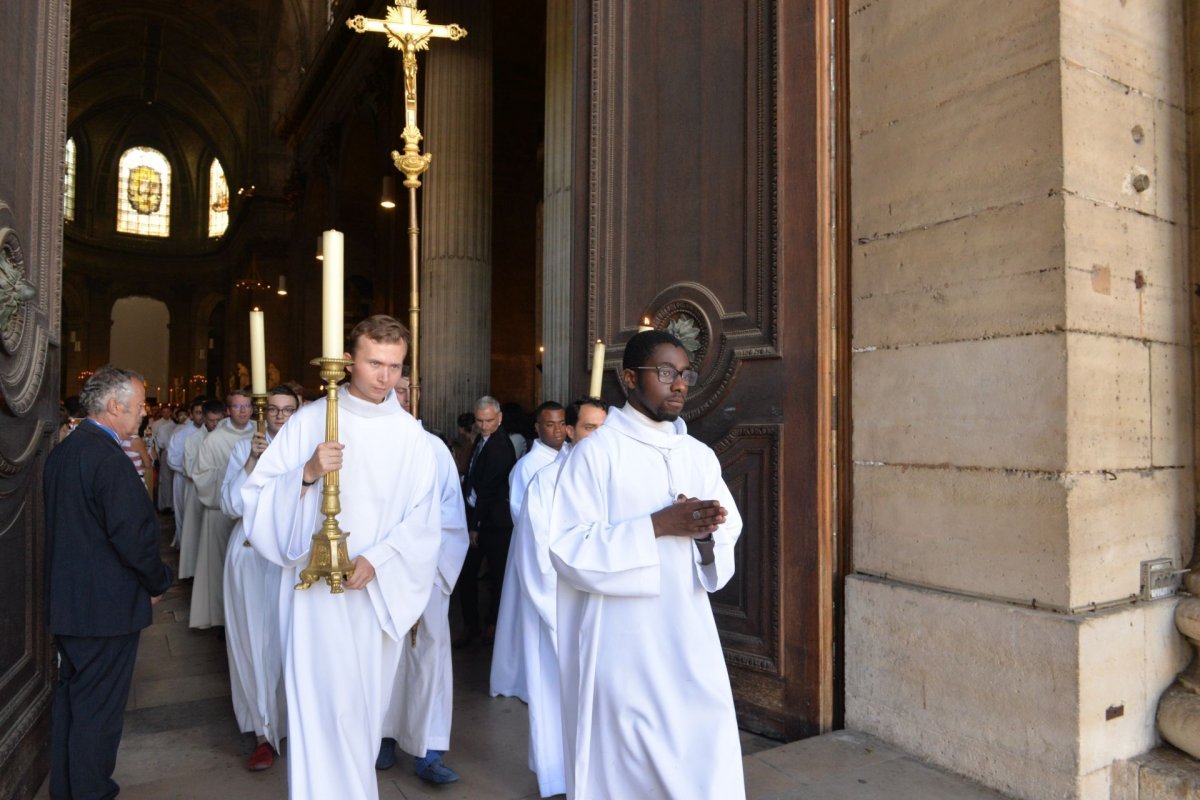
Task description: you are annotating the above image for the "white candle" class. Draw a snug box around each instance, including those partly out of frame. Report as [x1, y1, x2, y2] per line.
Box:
[321, 230, 345, 358]
[638, 317, 653, 332]
[588, 339, 605, 399]
[249, 308, 266, 394]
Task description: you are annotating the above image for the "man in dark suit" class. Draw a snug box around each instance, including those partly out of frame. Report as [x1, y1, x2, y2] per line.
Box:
[44, 366, 174, 799]
[453, 395, 516, 647]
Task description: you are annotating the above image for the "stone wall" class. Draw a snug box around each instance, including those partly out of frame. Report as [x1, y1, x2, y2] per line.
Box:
[846, 1, 1194, 797]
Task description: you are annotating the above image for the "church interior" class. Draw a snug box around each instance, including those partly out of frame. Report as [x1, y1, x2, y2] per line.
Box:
[4, 1, 1200, 799]
[62, 0, 547, 439]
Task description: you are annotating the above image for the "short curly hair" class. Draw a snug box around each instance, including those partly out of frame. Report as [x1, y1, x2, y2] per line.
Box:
[79, 366, 143, 416]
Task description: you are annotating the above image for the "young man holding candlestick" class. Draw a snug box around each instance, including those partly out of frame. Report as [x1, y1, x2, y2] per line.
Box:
[241, 314, 442, 800]
[221, 384, 300, 771]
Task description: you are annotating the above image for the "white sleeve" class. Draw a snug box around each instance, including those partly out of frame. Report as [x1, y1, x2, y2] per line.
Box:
[219, 440, 251, 520]
[241, 418, 322, 569]
[548, 440, 661, 598]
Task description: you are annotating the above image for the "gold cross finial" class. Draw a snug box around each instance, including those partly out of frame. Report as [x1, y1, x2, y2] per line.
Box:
[347, 2, 467, 186]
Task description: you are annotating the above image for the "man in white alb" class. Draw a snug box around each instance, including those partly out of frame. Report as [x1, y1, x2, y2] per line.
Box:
[220, 385, 299, 771]
[377, 375, 469, 784]
[241, 315, 441, 800]
[150, 407, 176, 512]
[166, 399, 204, 542]
[493, 398, 607, 798]
[549, 330, 744, 800]
[178, 400, 224, 579]
[190, 390, 255, 629]
[492, 400, 567, 699]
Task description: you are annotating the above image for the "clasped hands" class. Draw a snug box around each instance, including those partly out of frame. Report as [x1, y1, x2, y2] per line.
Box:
[651, 494, 727, 539]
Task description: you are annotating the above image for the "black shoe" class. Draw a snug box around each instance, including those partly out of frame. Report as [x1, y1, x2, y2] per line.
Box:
[375, 738, 397, 771]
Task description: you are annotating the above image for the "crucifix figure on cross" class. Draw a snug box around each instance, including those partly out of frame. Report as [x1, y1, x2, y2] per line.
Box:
[347, 0, 467, 188]
[345, 0, 467, 422]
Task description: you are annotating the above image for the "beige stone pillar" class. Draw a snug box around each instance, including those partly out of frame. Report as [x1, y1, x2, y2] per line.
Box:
[1156, 5, 1200, 764]
[540, 0, 574, 405]
[419, 0, 492, 436]
[845, 2, 1192, 799]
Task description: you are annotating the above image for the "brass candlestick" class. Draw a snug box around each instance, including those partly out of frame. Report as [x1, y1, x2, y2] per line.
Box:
[252, 393, 267, 433]
[245, 393, 268, 547]
[296, 357, 355, 593]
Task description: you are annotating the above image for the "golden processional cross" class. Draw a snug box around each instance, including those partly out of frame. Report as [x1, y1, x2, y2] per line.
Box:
[348, 0, 467, 419]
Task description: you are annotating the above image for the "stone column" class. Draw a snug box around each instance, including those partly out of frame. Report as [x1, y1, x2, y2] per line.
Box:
[420, 0, 492, 436]
[845, 2, 1192, 798]
[540, 0, 574, 405]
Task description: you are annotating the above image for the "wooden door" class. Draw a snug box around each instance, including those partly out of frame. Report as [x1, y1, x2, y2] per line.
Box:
[572, 0, 841, 739]
[0, 0, 69, 795]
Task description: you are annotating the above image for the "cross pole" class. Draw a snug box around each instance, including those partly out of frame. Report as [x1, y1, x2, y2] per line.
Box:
[347, 0, 467, 419]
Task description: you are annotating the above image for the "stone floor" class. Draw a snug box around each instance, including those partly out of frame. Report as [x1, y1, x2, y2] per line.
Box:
[35, 518, 1012, 799]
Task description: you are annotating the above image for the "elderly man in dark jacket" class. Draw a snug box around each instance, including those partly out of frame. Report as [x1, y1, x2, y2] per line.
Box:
[44, 365, 173, 800]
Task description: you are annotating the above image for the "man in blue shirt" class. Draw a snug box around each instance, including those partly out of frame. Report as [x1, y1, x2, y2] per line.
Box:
[44, 365, 174, 799]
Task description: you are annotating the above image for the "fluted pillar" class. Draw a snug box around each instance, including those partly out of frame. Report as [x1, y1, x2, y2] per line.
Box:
[420, 1, 492, 436]
[541, 0, 574, 405]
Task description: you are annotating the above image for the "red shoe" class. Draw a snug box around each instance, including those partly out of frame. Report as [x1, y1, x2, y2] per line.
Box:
[248, 742, 274, 771]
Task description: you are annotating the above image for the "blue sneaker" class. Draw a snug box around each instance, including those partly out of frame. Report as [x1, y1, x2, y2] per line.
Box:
[375, 738, 397, 771]
[415, 753, 459, 784]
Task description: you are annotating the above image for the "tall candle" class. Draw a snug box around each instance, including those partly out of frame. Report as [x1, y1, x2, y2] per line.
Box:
[588, 339, 605, 399]
[249, 308, 266, 394]
[321, 230, 345, 358]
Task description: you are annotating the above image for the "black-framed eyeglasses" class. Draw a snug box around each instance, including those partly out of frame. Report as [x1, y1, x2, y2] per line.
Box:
[637, 365, 699, 387]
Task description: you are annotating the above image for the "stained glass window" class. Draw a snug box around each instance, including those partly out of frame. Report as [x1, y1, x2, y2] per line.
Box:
[116, 146, 171, 237]
[208, 158, 229, 238]
[64, 138, 76, 222]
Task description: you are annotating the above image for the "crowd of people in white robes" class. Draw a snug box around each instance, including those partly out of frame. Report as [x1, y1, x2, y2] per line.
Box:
[146, 319, 743, 800]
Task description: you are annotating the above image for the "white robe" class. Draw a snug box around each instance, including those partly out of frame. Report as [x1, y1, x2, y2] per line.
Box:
[549, 404, 744, 800]
[508, 439, 561, 524]
[494, 439, 563, 700]
[177, 426, 210, 579]
[491, 446, 570, 797]
[154, 419, 177, 511]
[167, 422, 201, 543]
[381, 430, 469, 756]
[241, 385, 442, 800]
[190, 419, 254, 629]
[221, 433, 286, 750]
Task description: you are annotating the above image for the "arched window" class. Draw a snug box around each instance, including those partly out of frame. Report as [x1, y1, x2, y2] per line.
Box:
[64, 137, 76, 222]
[116, 146, 171, 237]
[208, 158, 229, 238]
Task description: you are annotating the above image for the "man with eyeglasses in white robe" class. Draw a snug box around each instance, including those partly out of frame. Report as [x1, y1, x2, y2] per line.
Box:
[220, 385, 299, 771]
[550, 330, 744, 800]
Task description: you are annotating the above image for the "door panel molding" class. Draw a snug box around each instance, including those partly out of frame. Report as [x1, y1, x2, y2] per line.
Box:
[0, 0, 69, 795]
[575, 0, 846, 739]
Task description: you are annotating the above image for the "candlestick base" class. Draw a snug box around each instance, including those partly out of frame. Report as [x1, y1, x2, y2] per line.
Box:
[296, 525, 355, 593]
